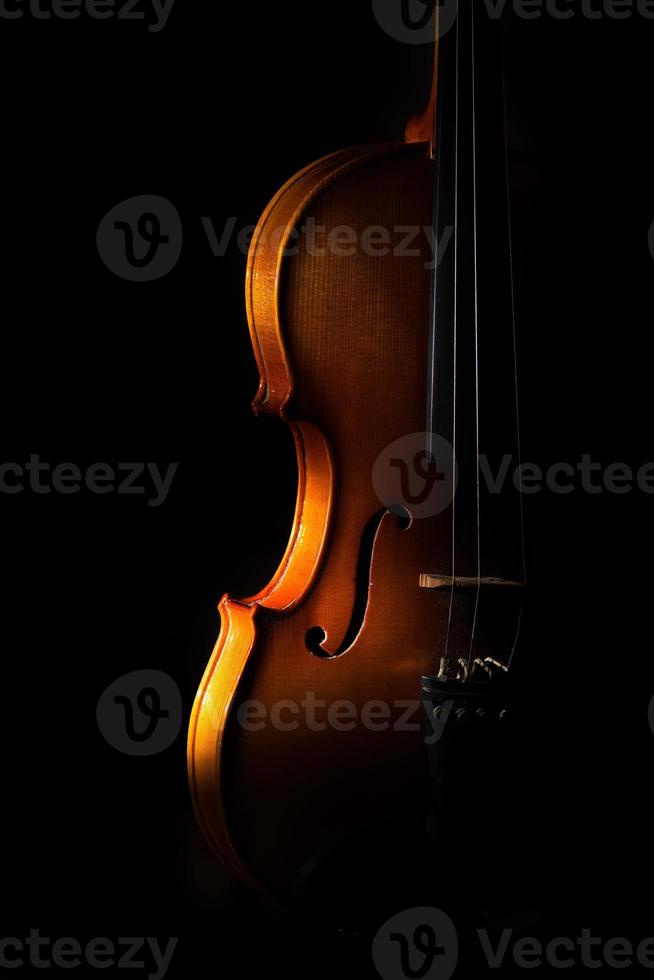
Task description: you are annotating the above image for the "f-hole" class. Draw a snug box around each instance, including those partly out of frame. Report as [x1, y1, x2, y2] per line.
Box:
[306, 507, 411, 659]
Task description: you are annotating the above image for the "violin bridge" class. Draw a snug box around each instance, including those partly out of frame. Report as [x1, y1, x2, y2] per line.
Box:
[419, 574, 526, 591]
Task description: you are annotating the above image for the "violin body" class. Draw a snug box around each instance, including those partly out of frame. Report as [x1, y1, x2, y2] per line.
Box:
[189, 2, 525, 902]
[189, 141, 444, 896]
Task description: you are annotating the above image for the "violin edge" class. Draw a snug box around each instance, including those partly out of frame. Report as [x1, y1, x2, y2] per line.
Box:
[187, 596, 264, 893]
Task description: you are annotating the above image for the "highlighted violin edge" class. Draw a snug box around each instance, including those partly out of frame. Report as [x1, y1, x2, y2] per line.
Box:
[187, 597, 266, 895]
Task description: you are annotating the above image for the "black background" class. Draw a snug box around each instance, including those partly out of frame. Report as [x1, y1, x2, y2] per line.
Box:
[1, 1, 654, 976]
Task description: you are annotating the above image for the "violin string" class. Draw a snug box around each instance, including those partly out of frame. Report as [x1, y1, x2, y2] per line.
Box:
[500, 31, 527, 666]
[443, 0, 460, 672]
[467, 0, 482, 672]
[426, 3, 441, 467]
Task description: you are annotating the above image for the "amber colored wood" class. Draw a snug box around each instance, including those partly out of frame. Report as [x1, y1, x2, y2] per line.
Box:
[187, 8, 524, 902]
[187, 142, 522, 902]
[187, 141, 462, 897]
[187, 598, 261, 891]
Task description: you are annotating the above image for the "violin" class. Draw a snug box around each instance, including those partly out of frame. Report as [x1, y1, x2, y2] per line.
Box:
[188, 0, 526, 905]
